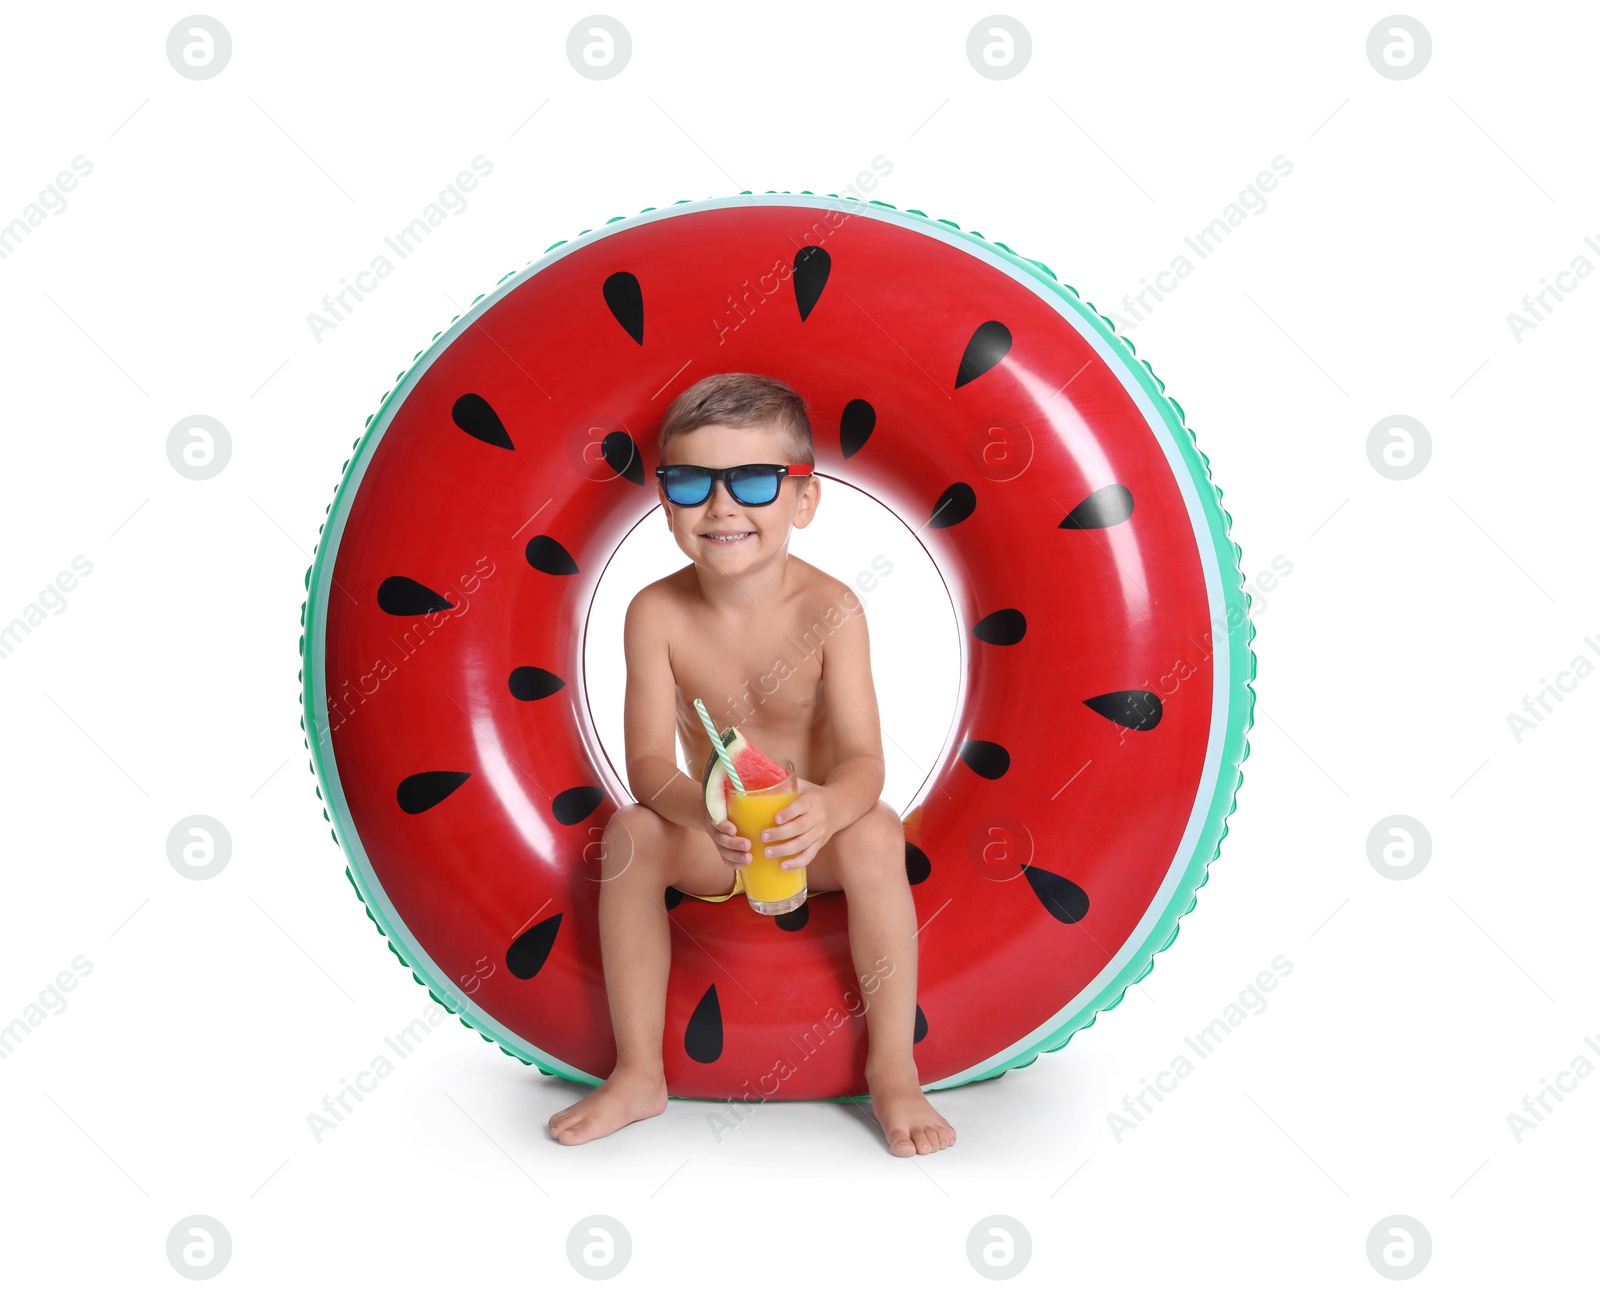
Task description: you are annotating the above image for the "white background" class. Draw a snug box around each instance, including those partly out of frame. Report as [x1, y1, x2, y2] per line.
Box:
[1, 2, 1595, 1290]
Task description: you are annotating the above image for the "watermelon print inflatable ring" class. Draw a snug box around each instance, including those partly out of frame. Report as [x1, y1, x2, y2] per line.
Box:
[299, 192, 1255, 1103]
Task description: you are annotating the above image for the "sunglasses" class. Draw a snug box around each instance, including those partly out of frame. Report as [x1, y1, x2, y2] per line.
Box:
[654, 462, 815, 507]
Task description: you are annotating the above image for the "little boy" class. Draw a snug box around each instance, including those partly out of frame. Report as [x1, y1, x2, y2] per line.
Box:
[547, 372, 955, 1156]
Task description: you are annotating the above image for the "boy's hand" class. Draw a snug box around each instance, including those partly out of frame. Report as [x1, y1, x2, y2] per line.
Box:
[758, 779, 837, 871]
[705, 811, 753, 871]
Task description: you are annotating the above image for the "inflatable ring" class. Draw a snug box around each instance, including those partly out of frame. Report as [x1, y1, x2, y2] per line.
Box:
[300, 193, 1255, 1102]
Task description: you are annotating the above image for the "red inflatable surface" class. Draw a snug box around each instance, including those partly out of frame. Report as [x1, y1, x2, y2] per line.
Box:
[302, 195, 1246, 1101]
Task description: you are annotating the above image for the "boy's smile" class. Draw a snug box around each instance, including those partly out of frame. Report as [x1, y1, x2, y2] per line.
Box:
[697, 489, 759, 554]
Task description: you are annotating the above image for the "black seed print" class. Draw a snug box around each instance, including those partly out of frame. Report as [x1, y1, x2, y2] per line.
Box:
[685, 984, 723, 1063]
[396, 770, 471, 814]
[377, 576, 454, 616]
[792, 245, 831, 321]
[929, 482, 976, 529]
[1022, 864, 1090, 924]
[959, 740, 1010, 780]
[1083, 691, 1163, 731]
[839, 398, 875, 459]
[914, 1004, 928, 1044]
[664, 886, 685, 911]
[451, 393, 514, 450]
[507, 667, 566, 701]
[1059, 485, 1134, 530]
[905, 842, 931, 886]
[552, 786, 606, 826]
[954, 320, 1012, 388]
[506, 912, 562, 978]
[603, 271, 644, 344]
[775, 900, 810, 932]
[972, 609, 1027, 645]
[601, 430, 644, 485]
[525, 535, 580, 575]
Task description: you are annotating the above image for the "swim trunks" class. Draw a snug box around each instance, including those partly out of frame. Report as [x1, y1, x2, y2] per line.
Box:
[683, 870, 747, 904]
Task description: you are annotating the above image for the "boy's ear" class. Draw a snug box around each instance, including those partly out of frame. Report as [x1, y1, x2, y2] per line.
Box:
[792, 474, 821, 528]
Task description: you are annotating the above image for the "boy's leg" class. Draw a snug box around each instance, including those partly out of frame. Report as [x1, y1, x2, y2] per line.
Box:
[598, 805, 679, 1074]
[549, 804, 674, 1143]
[548, 803, 741, 1144]
[804, 802, 957, 1156]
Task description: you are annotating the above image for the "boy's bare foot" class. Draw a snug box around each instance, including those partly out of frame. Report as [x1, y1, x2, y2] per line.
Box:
[866, 1065, 956, 1156]
[548, 1066, 669, 1145]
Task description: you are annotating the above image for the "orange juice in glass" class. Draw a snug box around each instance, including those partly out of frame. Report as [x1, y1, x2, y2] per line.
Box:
[727, 759, 805, 915]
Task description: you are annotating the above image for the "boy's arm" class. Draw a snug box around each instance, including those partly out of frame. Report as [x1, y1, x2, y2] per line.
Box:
[818, 594, 887, 826]
[622, 589, 706, 832]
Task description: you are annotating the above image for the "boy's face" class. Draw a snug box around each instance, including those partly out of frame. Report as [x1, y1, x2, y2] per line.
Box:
[659, 420, 819, 570]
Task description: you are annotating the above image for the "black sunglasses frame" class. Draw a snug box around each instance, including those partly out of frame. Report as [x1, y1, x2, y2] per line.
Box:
[654, 462, 815, 507]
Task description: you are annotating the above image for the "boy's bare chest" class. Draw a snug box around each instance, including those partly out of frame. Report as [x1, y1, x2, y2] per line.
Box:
[668, 602, 832, 766]
[670, 618, 824, 715]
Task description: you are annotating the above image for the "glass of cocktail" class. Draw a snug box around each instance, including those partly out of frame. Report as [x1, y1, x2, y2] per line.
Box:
[726, 758, 806, 915]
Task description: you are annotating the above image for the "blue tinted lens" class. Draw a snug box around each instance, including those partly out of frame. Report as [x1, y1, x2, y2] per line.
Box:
[664, 466, 712, 504]
[729, 466, 781, 504]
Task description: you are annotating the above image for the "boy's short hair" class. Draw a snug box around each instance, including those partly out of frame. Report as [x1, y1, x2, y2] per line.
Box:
[658, 372, 814, 466]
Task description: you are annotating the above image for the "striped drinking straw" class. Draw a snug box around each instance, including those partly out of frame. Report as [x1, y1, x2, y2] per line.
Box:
[692, 698, 746, 796]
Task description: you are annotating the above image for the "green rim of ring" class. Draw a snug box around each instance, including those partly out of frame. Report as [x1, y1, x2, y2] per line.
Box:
[298, 191, 1257, 1102]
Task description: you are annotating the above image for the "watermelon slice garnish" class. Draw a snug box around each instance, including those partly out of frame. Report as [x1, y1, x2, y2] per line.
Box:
[702, 725, 789, 823]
